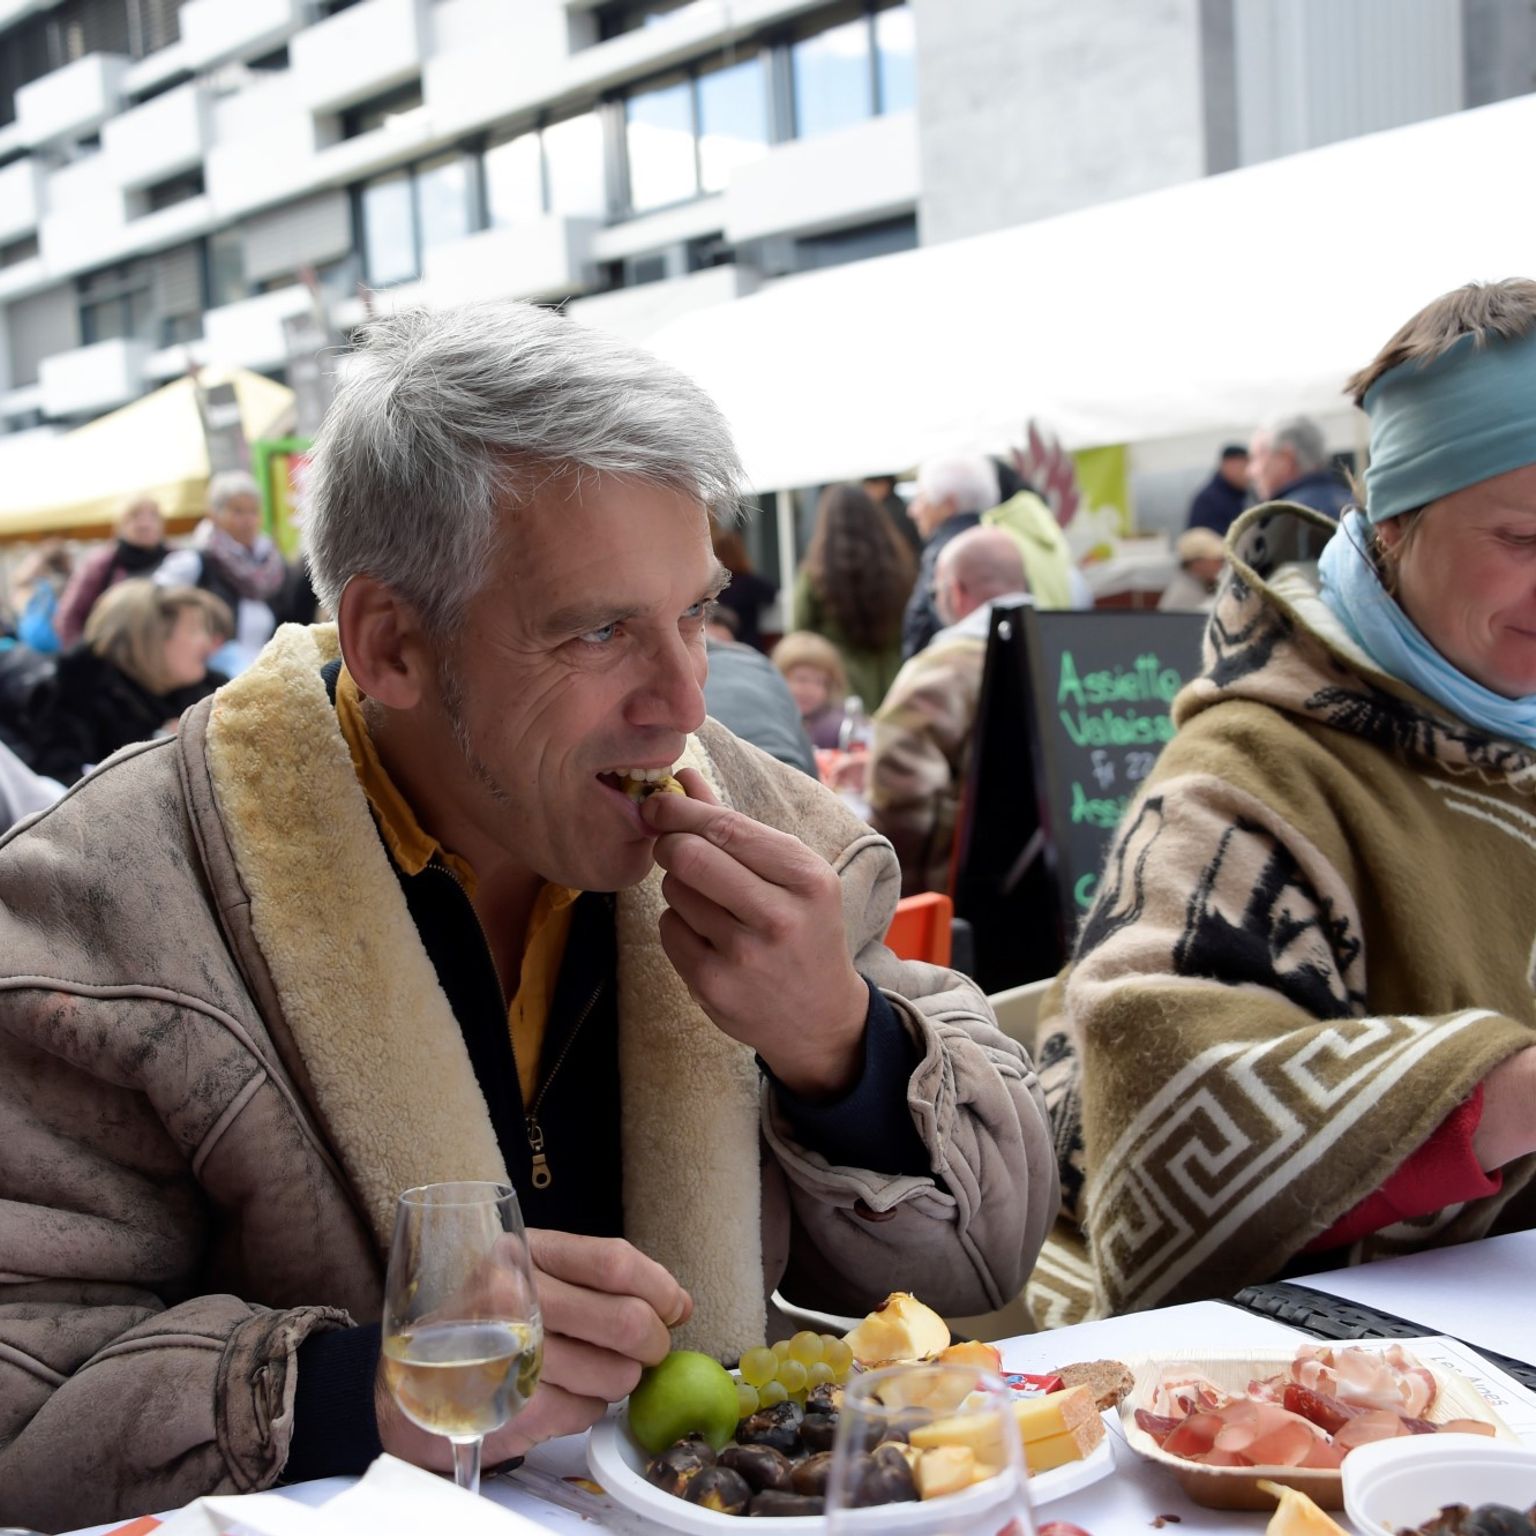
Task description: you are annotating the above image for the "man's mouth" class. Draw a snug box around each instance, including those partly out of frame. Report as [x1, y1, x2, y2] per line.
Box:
[596, 766, 685, 802]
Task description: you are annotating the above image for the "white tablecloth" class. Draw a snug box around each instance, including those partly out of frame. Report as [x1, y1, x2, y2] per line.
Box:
[64, 1283, 1536, 1536]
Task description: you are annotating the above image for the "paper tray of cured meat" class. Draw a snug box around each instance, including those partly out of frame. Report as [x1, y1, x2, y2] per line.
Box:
[1117, 1343, 1518, 1512]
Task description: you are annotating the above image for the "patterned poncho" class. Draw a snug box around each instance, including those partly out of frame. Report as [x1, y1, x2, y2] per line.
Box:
[1031, 502, 1536, 1327]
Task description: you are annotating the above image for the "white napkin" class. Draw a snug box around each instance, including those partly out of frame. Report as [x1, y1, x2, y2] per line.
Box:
[155, 1455, 559, 1535]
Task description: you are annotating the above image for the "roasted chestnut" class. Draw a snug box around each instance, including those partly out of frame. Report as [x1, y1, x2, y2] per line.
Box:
[798, 1411, 838, 1453]
[748, 1490, 825, 1517]
[643, 1434, 715, 1497]
[861, 1443, 919, 1505]
[790, 1451, 835, 1498]
[805, 1381, 843, 1416]
[718, 1443, 795, 1494]
[684, 1465, 752, 1515]
[735, 1400, 803, 1456]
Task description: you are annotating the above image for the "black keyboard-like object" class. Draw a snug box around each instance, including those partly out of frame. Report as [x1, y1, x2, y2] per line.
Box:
[1227, 1281, 1536, 1392]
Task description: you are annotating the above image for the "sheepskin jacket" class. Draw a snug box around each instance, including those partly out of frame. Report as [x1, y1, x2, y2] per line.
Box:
[0, 623, 1056, 1533]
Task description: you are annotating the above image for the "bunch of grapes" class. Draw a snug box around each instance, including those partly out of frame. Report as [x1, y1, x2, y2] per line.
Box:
[732, 1331, 856, 1417]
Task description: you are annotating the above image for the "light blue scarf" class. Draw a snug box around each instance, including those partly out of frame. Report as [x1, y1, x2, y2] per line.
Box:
[1318, 510, 1536, 748]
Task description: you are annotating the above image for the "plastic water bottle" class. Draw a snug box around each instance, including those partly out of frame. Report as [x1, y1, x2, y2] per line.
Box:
[838, 696, 873, 753]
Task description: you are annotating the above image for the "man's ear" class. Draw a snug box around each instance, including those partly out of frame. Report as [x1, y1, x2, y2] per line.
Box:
[336, 575, 431, 709]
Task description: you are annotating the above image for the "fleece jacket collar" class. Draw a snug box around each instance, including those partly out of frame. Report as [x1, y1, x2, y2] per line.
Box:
[200, 623, 765, 1357]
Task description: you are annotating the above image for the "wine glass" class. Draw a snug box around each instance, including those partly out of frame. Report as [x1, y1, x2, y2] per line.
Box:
[825, 1361, 1037, 1536]
[381, 1181, 543, 1496]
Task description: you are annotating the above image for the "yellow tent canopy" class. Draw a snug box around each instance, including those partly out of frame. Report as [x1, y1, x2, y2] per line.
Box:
[0, 368, 295, 541]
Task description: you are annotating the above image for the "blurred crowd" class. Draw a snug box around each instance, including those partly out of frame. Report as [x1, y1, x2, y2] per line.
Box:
[0, 471, 319, 808]
[0, 418, 1352, 861]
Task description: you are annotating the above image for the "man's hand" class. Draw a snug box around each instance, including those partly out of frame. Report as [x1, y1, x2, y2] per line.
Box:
[377, 1231, 691, 1471]
[1472, 1045, 1536, 1171]
[641, 768, 870, 1098]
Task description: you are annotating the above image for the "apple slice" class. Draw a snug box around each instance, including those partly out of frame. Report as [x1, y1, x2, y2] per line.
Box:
[843, 1293, 951, 1365]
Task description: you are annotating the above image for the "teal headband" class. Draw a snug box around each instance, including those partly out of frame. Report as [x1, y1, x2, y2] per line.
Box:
[1362, 328, 1536, 524]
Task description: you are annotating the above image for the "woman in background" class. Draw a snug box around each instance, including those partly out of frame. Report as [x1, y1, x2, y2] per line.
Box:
[31, 581, 229, 784]
[792, 483, 914, 712]
[56, 497, 168, 646]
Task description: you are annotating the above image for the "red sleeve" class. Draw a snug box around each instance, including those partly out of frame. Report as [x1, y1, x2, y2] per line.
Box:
[1304, 1085, 1503, 1252]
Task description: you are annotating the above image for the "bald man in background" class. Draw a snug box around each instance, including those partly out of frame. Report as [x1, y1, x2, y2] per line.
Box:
[869, 527, 1028, 895]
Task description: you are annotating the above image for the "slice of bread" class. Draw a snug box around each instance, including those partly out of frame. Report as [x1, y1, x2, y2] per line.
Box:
[1051, 1359, 1135, 1412]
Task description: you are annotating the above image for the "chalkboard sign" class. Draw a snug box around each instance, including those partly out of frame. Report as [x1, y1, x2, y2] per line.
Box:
[951, 603, 1206, 990]
[1022, 607, 1206, 930]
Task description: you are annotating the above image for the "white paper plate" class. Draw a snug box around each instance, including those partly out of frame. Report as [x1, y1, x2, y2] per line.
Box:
[1342, 1433, 1536, 1536]
[586, 1407, 1114, 1532]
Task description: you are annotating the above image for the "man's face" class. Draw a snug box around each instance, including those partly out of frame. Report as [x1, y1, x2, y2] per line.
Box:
[1219, 454, 1249, 491]
[1247, 432, 1294, 501]
[424, 475, 726, 892]
[909, 490, 954, 541]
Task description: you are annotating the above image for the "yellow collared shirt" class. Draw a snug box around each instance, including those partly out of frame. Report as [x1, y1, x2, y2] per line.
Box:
[335, 666, 577, 1106]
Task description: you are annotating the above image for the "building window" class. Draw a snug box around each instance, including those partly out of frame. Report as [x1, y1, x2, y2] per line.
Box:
[626, 74, 696, 213]
[791, 2, 913, 139]
[144, 168, 205, 212]
[543, 110, 607, 217]
[696, 53, 769, 193]
[341, 81, 424, 140]
[206, 226, 246, 308]
[484, 129, 544, 227]
[596, 0, 691, 41]
[78, 262, 155, 345]
[356, 151, 479, 286]
[0, 235, 40, 269]
[793, 214, 916, 272]
[622, 52, 768, 214]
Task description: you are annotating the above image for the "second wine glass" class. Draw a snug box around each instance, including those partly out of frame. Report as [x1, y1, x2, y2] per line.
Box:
[380, 1180, 543, 1496]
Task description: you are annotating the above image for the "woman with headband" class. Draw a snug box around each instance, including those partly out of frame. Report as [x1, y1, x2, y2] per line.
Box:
[1030, 279, 1536, 1324]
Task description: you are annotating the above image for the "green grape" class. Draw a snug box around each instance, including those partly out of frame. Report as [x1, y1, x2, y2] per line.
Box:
[805, 1360, 836, 1389]
[776, 1358, 808, 1394]
[787, 1331, 824, 1365]
[735, 1381, 760, 1418]
[739, 1346, 778, 1388]
[822, 1336, 854, 1376]
[772, 1339, 793, 1360]
[758, 1378, 789, 1406]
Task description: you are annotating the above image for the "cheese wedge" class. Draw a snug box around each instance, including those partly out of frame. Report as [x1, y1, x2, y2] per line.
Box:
[1020, 1413, 1105, 1474]
[1012, 1384, 1099, 1441]
[910, 1385, 1102, 1471]
[916, 1445, 976, 1500]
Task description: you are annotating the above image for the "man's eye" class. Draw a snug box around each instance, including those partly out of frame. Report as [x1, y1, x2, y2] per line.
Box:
[578, 623, 618, 645]
[683, 602, 707, 621]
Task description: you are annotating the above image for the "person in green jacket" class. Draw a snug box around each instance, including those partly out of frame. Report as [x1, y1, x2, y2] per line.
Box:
[792, 482, 915, 713]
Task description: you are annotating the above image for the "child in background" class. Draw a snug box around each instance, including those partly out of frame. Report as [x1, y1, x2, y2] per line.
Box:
[771, 631, 848, 751]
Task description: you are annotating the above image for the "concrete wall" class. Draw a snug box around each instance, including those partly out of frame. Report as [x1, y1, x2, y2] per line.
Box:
[1462, 0, 1536, 107]
[913, 0, 1211, 245]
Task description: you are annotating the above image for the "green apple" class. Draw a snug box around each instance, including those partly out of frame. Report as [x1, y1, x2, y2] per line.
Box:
[627, 1350, 740, 1455]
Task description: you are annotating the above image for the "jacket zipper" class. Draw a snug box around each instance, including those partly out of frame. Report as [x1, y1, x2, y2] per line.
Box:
[424, 862, 603, 1193]
[524, 976, 604, 1189]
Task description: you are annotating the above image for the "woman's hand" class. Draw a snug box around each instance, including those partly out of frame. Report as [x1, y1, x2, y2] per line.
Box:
[1472, 1045, 1536, 1170]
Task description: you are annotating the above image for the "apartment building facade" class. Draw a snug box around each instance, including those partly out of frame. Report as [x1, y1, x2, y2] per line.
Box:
[0, 0, 1531, 469]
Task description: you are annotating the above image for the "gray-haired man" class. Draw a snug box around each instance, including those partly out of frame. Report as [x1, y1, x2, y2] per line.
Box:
[0, 303, 1056, 1530]
[1247, 414, 1352, 519]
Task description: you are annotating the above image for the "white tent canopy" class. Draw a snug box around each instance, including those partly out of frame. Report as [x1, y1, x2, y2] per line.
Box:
[642, 93, 1536, 492]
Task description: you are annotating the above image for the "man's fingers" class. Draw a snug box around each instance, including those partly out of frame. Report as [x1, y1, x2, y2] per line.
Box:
[540, 1331, 648, 1402]
[642, 790, 824, 891]
[674, 767, 720, 806]
[659, 870, 741, 951]
[528, 1230, 690, 1329]
[483, 1382, 607, 1461]
[534, 1268, 673, 1366]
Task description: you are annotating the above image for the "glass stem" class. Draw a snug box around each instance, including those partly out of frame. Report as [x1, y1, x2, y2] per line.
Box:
[450, 1435, 483, 1496]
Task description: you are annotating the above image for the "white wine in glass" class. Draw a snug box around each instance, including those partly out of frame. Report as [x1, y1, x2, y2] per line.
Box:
[382, 1181, 542, 1495]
